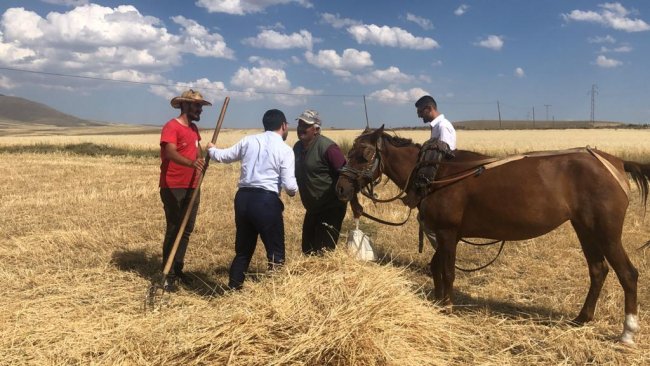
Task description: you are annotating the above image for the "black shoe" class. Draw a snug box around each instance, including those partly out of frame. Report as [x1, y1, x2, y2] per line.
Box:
[175, 270, 194, 285]
[163, 277, 178, 292]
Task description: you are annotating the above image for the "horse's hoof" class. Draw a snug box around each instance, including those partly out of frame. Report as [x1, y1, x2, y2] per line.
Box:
[568, 318, 584, 327]
[569, 314, 591, 327]
[620, 314, 639, 346]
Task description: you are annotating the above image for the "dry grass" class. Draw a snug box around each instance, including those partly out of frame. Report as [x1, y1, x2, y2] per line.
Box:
[2, 126, 650, 365]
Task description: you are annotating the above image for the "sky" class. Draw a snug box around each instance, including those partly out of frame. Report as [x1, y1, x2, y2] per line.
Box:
[0, 0, 649, 128]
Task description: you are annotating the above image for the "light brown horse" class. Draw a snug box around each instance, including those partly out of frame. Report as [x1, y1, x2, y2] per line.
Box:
[336, 126, 650, 344]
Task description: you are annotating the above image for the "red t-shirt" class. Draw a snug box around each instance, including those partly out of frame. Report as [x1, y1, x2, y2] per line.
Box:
[159, 118, 202, 188]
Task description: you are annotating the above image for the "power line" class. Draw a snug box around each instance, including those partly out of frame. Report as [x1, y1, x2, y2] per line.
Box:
[0, 66, 363, 98]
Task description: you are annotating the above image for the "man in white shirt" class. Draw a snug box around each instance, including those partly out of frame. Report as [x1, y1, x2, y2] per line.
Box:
[207, 109, 298, 290]
[403, 95, 457, 207]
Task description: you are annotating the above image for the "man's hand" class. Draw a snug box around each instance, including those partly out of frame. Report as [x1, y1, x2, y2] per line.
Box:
[193, 158, 205, 172]
[207, 142, 216, 149]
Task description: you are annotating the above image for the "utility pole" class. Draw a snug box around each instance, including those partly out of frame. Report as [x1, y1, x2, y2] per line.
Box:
[544, 104, 551, 120]
[589, 84, 598, 128]
[532, 106, 535, 128]
[497, 100, 502, 129]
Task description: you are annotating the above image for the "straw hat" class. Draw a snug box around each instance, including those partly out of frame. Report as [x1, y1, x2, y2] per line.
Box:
[170, 89, 212, 109]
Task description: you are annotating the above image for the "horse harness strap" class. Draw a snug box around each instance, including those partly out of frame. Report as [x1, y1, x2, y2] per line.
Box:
[425, 147, 631, 196]
[586, 147, 631, 198]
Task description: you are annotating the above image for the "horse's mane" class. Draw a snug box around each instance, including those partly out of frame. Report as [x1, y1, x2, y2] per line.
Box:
[356, 128, 421, 148]
[382, 132, 421, 148]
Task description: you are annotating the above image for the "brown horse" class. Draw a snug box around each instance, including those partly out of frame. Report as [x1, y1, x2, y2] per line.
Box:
[336, 126, 650, 344]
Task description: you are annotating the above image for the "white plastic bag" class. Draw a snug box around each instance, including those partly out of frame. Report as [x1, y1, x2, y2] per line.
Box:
[346, 220, 377, 262]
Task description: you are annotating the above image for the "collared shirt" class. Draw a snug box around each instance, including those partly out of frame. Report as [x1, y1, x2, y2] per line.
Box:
[429, 114, 456, 150]
[208, 131, 298, 195]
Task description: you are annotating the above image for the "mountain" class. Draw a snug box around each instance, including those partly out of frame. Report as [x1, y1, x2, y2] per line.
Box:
[0, 94, 102, 127]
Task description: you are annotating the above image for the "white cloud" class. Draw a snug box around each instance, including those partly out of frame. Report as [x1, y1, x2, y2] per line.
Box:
[563, 2, 650, 32]
[320, 13, 360, 29]
[355, 66, 415, 85]
[0, 5, 234, 80]
[599, 45, 632, 52]
[242, 29, 314, 50]
[248, 56, 286, 69]
[348, 24, 439, 50]
[405, 13, 433, 30]
[0, 75, 16, 89]
[228, 67, 319, 105]
[231, 67, 292, 92]
[196, 0, 312, 15]
[595, 54, 622, 67]
[368, 87, 429, 104]
[41, 0, 89, 6]
[475, 35, 504, 50]
[588, 34, 616, 43]
[274, 86, 320, 106]
[454, 5, 469, 16]
[514, 67, 525, 78]
[149, 78, 228, 104]
[304, 48, 373, 72]
[172, 16, 235, 58]
[258, 22, 285, 31]
[0, 31, 37, 64]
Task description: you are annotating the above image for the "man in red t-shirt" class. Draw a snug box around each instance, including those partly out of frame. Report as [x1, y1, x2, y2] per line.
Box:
[159, 89, 211, 292]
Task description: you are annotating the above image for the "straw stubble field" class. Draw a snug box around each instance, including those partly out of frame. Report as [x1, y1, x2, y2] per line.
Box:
[2, 127, 650, 365]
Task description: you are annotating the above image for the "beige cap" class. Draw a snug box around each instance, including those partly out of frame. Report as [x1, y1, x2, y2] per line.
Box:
[296, 109, 321, 125]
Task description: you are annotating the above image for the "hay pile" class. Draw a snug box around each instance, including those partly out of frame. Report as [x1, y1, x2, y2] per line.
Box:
[150, 251, 482, 365]
[3, 250, 484, 365]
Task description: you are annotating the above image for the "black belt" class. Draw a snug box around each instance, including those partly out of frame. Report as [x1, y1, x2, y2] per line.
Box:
[238, 187, 278, 195]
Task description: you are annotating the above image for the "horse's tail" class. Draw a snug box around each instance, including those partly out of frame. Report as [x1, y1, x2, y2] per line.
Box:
[624, 161, 650, 207]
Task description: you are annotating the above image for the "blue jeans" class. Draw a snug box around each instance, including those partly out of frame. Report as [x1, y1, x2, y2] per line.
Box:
[229, 187, 285, 289]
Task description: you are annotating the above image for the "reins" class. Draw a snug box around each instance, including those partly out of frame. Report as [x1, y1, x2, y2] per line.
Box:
[455, 240, 506, 272]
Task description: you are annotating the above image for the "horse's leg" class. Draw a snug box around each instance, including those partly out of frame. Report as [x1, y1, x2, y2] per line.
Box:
[570, 221, 609, 325]
[429, 251, 444, 301]
[437, 229, 459, 306]
[598, 235, 639, 345]
[574, 216, 639, 344]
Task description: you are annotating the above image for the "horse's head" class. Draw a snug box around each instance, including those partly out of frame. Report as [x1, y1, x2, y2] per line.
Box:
[336, 125, 385, 202]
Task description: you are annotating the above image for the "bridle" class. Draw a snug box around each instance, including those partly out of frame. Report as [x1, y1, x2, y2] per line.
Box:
[340, 136, 410, 204]
[339, 139, 383, 199]
[339, 136, 412, 226]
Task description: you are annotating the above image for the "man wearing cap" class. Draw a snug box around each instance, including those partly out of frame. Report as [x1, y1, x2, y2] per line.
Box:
[159, 89, 211, 291]
[207, 109, 297, 290]
[293, 109, 348, 255]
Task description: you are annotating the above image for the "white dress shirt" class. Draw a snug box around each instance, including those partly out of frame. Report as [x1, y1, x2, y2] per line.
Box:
[429, 114, 456, 150]
[208, 131, 298, 195]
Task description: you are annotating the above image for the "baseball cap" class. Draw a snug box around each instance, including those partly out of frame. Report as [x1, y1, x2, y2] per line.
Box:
[296, 109, 321, 125]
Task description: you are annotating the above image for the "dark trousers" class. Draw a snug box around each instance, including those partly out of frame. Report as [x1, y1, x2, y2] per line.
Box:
[160, 188, 200, 275]
[229, 188, 285, 289]
[301, 203, 347, 255]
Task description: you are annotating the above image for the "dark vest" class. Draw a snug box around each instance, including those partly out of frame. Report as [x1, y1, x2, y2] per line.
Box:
[293, 135, 344, 211]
